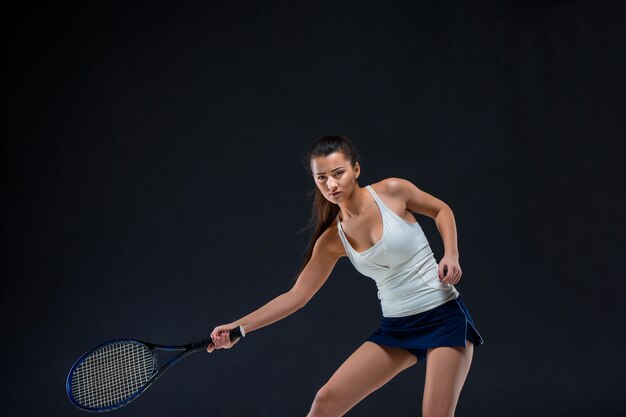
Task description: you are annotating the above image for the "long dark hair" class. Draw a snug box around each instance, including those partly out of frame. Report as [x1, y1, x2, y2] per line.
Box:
[295, 135, 360, 279]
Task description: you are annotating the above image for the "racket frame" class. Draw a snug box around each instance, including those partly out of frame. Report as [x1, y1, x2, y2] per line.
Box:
[66, 327, 241, 412]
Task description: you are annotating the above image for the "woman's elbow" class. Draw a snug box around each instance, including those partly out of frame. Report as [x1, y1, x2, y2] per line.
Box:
[289, 290, 311, 310]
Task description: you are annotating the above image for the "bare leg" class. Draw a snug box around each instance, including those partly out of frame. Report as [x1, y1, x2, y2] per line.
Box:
[422, 340, 474, 417]
[306, 341, 417, 417]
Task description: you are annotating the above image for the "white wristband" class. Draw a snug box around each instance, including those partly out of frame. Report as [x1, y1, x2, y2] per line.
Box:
[238, 325, 246, 338]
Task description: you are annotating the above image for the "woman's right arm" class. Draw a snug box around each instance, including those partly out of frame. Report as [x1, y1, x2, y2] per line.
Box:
[207, 227, 344, 352]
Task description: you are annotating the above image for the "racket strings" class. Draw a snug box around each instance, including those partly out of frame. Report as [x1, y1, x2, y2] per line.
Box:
[70, 341, 155, 409]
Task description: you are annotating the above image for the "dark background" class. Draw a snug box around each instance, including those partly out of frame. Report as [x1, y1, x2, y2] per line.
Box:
[3, 1, 625, 416]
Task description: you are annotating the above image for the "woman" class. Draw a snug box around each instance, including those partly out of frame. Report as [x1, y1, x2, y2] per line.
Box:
[207, 135, 484, 417]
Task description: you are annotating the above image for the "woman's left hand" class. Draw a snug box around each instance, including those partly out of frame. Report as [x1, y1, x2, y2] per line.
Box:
[438, 255, 462, 285]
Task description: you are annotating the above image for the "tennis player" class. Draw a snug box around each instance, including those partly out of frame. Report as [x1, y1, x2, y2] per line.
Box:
[208, 135, 484, 417]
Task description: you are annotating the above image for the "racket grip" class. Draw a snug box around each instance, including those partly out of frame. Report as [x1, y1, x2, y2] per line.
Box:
[196, 326, 244, 349]
[224, 325, 243, 342]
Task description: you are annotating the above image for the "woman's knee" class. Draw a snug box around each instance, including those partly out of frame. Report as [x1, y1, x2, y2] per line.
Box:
[308, 384, 340, 417]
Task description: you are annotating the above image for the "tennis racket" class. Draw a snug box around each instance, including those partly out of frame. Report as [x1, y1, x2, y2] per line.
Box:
[66, 326, 243, 412]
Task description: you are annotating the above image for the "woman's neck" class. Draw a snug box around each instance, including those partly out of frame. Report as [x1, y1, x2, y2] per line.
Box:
[338, 185, 371, 222]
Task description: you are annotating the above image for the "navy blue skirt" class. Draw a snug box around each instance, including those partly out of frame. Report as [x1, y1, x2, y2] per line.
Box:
[367, 295, 484, 361]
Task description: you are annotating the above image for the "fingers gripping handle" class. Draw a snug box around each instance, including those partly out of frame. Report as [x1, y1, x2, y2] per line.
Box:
[194, 326, 244, 349]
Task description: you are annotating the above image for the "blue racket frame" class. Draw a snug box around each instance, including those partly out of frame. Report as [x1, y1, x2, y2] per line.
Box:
[66, 328, 241, 412]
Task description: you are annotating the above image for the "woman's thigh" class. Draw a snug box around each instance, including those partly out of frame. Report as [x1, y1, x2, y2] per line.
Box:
[422, 340, 474, 417]
[307, 342, 417, 417]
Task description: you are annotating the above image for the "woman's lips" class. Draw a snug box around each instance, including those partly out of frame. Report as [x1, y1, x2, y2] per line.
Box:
[330, 191, 341, 197]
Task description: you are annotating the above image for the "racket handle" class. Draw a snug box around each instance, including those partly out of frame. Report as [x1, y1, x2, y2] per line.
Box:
[224, 325, 243, 342]
[194, 326, 244, 349]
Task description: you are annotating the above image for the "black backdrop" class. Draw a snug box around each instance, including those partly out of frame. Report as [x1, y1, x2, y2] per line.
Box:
[3, 1, 625, 416]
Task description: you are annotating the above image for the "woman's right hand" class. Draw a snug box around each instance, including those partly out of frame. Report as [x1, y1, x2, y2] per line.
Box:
[206, 324, 240, 353]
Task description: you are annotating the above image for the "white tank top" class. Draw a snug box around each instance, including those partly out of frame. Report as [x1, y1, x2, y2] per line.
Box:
[336, 185, 459, 317]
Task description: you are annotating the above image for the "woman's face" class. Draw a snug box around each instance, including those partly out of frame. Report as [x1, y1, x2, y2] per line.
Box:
[310, 152, 360, 203]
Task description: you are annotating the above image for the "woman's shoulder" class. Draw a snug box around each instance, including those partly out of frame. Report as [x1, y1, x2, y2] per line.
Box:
[370, 177, 416, 198]
[372, 177, 444, 219]
[318, 219, 347, 258]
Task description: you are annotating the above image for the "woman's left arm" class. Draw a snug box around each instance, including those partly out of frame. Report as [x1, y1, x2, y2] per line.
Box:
[383, 177, 462, 285]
